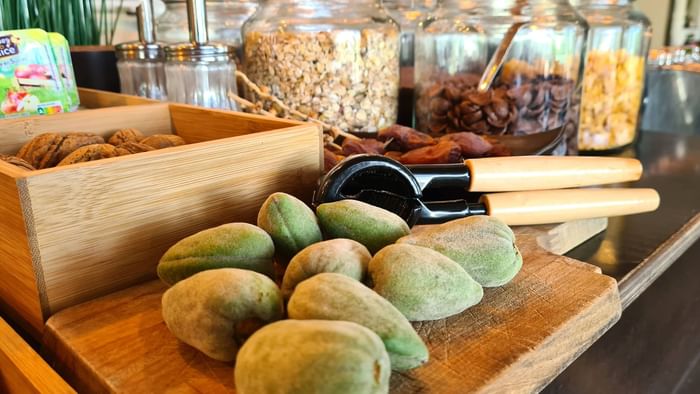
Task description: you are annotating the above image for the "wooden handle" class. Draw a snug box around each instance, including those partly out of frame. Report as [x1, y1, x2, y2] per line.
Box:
[481, 188, 660, 226]
[465, 157, 643, 192]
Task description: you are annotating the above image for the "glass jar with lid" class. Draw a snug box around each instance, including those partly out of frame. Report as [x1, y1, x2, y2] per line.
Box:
[573, 0, 652, 152]
[382, 1, 437, 126]
[116, 2, 167, 100]
[164, 0, 239, 110]
[242, 0, 400, 135]
[157, 0, 257, 60]
[414, 0, 588, 155]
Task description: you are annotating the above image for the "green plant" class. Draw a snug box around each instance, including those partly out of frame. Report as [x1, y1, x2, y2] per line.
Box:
[0, 0, 124, 46]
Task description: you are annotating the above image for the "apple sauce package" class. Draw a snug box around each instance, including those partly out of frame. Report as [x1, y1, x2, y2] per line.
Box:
[0, 29, 78, 118]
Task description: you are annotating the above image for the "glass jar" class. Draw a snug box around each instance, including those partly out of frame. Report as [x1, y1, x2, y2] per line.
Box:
[164, 0, 239, 110]
[574, 0, 652, 152]
[116, 2, 167, 100]
[242, 0, 400, 134]
[157, 0, 257, 60]
[414, 0, 587, 155]
[382, 0, 437, 126]
[116, 44, 167, 99]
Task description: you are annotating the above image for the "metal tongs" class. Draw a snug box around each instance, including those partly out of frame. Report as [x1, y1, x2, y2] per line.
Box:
[313, 155, 660, 226]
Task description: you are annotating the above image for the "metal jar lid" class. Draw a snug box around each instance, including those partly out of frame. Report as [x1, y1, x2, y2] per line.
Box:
[116, 42, 164, 61]
[116, 1, 164, 61]
[164, 0, 235, 62]
[164, 42, 234, 62]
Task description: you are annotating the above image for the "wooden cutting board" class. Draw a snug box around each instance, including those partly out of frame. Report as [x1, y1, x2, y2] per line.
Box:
[42, 219, 620, 394]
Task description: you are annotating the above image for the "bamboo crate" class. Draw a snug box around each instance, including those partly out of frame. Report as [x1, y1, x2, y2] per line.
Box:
[0, 103, 322, 338]
[77, 88, 158, 109]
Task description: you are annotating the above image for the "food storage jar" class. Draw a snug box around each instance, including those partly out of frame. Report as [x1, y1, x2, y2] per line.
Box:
[116, 2, 167, 99]
[242, 0, 401, 135]
[573, 0, 652, 152]
[165, 0, 238, 110]
[383, 0, 437, 126]
[413, 0, 588, 155]
[157, 0, 257, 62]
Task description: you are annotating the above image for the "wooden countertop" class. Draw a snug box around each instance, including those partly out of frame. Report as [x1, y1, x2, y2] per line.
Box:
[567, 131, 700, 308]
[0, 316, 75, 393]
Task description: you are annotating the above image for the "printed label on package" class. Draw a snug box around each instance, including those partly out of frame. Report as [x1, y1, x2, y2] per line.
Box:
[0, 35, 19, 58]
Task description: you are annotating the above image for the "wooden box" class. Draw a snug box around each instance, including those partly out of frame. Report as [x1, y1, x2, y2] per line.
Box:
[0, 103, 322, 338]
[77, 88, 158, 109]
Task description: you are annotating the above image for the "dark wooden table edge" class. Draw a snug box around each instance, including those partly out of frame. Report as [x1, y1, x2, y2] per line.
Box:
[618, 212, 700, 310]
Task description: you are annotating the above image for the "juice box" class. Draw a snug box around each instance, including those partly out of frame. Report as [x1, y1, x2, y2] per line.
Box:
[49, 33, 80, 111]
[0, 29, 71, 118]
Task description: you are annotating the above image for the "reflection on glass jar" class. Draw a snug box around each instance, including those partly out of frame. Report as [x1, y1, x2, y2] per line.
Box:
[164, 61, 238, 110]
[117, 58, 167, 99]
[383, 1, 437, 126]
[242, 0, 400, 135]
[414, 0, 587, 155]
[157, 0, 257, 62]
[573, 0, 652, 152]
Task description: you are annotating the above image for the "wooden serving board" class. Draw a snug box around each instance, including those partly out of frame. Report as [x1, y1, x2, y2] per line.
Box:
[43, 219, 620, 394]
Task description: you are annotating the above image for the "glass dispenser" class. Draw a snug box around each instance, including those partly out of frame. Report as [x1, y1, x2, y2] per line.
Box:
[116, 1, 167, 99]
[164, 0, 238, 110]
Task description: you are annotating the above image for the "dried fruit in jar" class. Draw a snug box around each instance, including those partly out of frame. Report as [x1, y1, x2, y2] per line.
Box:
[414, 60, 576, 139]
[399, 140, 462, 164]
[377, 125, 436, 151]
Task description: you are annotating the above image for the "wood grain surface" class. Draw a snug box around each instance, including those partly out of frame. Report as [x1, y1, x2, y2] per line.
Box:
[0, 316, 75, 393]
[0, 170, 44, 338]
[43, 222, 621, 394]
[0, 104, 173, 155]
[78, 88, 158, 109]
[170, 104, 309, 143]
[25, 125, 321, 317]
[0, 105, 321, 338]
[618, 212, 700, 309]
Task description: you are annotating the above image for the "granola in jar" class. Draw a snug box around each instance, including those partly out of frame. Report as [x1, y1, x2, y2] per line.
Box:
[244, 24, 399, 134]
